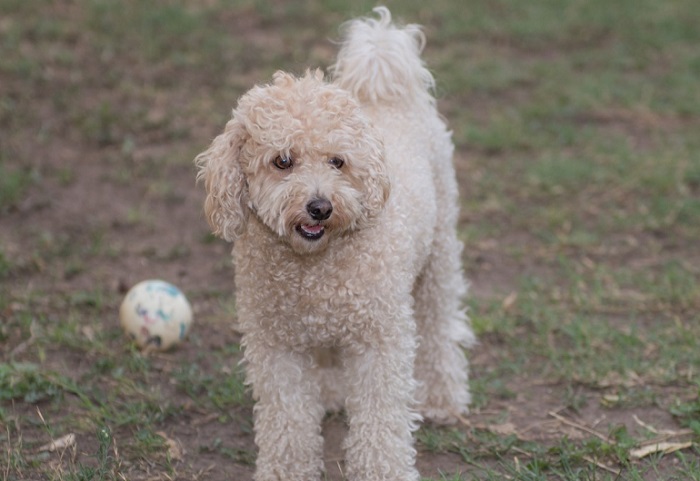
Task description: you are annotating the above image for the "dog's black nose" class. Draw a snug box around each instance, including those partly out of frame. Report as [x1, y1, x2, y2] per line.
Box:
[307, 198, 333, 221]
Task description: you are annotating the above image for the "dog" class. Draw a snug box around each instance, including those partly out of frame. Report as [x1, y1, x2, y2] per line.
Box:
[195, 7, 474, 481]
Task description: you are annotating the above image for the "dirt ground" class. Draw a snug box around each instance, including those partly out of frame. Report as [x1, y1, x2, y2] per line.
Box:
[0, 4, 472, 477]
[1, 99, 689, 480]
[1, 2, 698, 480]
[0, 85, 481, 481]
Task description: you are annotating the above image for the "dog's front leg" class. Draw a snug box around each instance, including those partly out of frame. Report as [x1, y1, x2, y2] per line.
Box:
[245, 343, 325, 481]
[342, 335, 421, 481]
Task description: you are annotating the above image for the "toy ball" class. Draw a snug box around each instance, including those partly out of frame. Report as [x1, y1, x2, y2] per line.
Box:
[119, 280, 193, 351]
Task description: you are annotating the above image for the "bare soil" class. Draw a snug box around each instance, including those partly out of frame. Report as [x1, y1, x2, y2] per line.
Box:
[1, 3, 696, 480]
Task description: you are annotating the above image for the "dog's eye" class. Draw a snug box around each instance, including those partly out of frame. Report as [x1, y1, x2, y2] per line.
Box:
[329, 157, 344, 169]
[273, 155, 293, 170]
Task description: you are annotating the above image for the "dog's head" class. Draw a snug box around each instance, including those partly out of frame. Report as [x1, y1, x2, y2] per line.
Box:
[195, 69, 390, 254]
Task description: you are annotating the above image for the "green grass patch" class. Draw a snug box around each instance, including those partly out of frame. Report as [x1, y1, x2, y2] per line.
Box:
[0, 363, 70, 404]
[174, 360, 250, 411]
[0, 161, 34, 212]
[2, 0, 699, 479]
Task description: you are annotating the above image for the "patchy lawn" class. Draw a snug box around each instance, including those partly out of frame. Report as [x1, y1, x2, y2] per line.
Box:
[1, 1, 698, 480]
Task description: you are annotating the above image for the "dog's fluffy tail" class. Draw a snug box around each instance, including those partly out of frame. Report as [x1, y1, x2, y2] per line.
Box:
[331, 7, 435, 106]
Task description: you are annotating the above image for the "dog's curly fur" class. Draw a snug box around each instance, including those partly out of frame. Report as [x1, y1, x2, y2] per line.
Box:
[195, 8, 474, 481]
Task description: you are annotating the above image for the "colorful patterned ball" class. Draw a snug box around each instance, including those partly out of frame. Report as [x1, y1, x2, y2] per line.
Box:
[119, 280, 193, 351]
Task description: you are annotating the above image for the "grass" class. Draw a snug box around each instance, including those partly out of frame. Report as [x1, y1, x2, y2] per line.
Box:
[0, 160, 35, 213]
[1, 0, 699, 480]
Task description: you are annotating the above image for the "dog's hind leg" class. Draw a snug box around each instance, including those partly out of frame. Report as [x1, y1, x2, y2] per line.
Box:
[412, 227, 475, 424]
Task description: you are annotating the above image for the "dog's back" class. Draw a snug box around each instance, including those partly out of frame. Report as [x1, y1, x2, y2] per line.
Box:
[331, 7, 460, 265]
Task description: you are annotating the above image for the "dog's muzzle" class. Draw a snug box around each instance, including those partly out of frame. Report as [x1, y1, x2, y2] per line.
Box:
[296, 198, 332, 241]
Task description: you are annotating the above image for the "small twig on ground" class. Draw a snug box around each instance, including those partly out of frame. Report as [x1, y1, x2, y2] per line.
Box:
[633, 415, 694, 442]
[37, 433, 76, 453]
[191, 412, 220, 426]
[631, 442, 694, 459]
[4, 422, 14, 481]
[520, 419, 559, 435]
[582, 455, 621, 475]
[640, 431, 695, 446]
[335, 461, 345, 480]
[10, 319, 39, 357]
[453, 411, 471, 428]
[548, 411, 610, 442]
[192, 464, 216, 481]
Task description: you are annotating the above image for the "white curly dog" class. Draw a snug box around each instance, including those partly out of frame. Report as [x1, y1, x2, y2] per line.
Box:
[196, 7, 474, 481]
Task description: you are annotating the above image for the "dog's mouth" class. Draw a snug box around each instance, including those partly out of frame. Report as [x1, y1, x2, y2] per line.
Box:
[296, 223, 325, 241]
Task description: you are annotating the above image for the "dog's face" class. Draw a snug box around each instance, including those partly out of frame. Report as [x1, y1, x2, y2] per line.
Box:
[196, 70, 390, 255]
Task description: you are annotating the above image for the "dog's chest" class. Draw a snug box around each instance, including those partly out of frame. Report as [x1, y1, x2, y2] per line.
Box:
[235, 247, 386, 348]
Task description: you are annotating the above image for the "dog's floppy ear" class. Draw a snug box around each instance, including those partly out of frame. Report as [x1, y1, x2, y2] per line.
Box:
[195, 118, 249, 242]
[356, 128, 391, 223]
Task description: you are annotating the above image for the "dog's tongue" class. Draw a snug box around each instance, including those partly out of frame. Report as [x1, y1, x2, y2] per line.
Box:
[302, 224, 323, 234]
